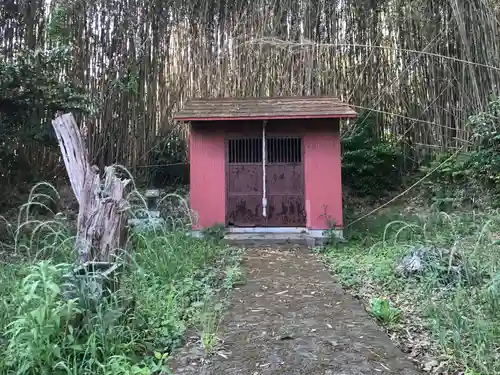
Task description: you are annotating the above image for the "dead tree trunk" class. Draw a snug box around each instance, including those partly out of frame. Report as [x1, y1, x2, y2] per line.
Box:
[52, 113, 130, 264]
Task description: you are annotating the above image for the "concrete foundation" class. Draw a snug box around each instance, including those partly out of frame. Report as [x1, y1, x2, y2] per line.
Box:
[191, 227, 343, 247]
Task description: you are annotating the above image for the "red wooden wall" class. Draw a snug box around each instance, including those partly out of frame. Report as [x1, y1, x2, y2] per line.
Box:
[189, 119, 343, 230]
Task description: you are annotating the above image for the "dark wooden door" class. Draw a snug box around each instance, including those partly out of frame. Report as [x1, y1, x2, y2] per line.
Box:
[226, 136, 305, 227]
[265, 137, 306, 226]
[226, 138, 265, 226]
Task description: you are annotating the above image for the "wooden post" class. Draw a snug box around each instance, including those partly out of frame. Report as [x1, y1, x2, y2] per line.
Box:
[52, 113, 130, 263]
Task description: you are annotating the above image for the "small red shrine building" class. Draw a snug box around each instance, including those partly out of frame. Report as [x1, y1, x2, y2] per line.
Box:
[174, 96, 356, 242]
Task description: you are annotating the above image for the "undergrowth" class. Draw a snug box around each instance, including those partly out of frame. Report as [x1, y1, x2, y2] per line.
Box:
[341, 109, 405, 196]
[326, 203, 500, 374]
[0, 184, 242, 375]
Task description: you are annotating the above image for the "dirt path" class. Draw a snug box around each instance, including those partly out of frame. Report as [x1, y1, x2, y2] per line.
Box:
[171, 247, 420, 375]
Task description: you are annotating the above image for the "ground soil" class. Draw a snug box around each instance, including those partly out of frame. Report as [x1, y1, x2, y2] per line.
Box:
[170, 247, 421, 375]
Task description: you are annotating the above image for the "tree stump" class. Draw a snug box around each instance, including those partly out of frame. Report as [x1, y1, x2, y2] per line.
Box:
[52, 113, 130, 264]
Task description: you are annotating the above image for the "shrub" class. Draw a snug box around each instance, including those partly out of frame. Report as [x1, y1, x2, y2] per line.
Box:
[422, 95, 500, 205]
[342, 110, 404, 196]
[149, 132, 188, 188]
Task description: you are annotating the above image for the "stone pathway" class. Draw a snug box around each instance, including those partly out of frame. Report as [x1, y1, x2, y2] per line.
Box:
[171, 247, 421, 375]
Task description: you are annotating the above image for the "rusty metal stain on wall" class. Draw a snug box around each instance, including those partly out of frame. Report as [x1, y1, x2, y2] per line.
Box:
[266, 196, 306, 226]
[226, 196, 264, 227]
[228, 165, 262, 193]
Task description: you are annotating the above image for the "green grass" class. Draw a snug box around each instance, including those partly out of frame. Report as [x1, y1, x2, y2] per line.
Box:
[0, 185, 242, 375]
[326, 205, 500, 374]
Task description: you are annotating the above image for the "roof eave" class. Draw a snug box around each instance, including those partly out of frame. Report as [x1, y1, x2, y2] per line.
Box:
[174, 113, 357, 122]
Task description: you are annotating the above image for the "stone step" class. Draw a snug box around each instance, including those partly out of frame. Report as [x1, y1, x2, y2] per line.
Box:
[223, 232, 316, 248]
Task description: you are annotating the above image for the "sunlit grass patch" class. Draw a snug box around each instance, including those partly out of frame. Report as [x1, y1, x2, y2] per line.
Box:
[326, 205, 500, 374]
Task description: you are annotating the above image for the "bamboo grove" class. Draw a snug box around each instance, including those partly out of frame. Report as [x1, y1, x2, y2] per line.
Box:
[1, 0, 500, 181]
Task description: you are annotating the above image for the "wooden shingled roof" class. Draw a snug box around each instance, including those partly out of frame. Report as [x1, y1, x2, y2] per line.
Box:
[174, 96, 356, 121]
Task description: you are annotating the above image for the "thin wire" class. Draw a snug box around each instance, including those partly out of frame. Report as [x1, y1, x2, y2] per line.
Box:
[250, 37, 500, 73]
[350, 105, 465, 132]
[135, 162, 188, 168]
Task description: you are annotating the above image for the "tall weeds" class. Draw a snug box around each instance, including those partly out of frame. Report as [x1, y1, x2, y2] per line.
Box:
[0, 184, 241, 375]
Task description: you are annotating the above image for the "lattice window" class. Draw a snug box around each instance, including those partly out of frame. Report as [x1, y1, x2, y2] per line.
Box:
[266, 137, 302, 163]
[228, 138, 263, 163]
[228, 137, 302, 163]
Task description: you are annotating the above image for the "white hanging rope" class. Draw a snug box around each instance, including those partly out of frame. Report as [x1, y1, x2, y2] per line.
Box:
[262, 120, 267, 217]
